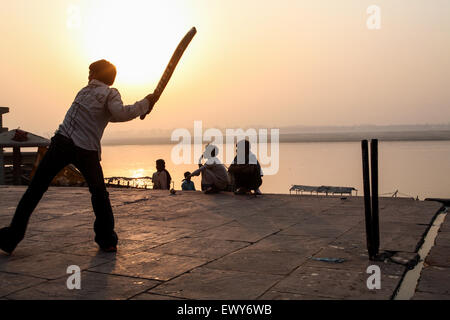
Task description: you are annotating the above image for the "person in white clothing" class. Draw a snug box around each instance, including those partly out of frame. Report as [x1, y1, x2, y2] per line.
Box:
[189, 144, 230, 194]
[0, 59, 158, 254]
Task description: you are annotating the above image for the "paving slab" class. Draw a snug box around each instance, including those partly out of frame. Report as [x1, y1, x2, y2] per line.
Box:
[58, 239, 160, 259]
[440, 222, 450, 233]
[88, 252, 208, 281]
[412, 291, 450, 300]
[120, 226, 197, 243]
[149, 267, 283, 300]
[0, 251, 109, 280]
[435, 231, 450, 246]
[303, 246, 370, 271]
[6, 271, 159, 300]
[0, 272, 47, 298]
[279, 222, 352, 238]
[415, 266, 450, 296]
[425, 245, 450, 267]
[150, 237, 250, 259]
[192, 221, 280, 243]
[270, 266, 400, 300]
[247, 234, 331, 255]
[131, 293, 185, 300]
[258, 290, 337, 300]
[26, 230, 95, 246]
[204, 248, 309, 275]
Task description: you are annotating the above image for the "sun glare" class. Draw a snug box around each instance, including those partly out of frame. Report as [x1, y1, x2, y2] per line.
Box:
[83, 0, 191, 86]
[130, 168, 147, 178]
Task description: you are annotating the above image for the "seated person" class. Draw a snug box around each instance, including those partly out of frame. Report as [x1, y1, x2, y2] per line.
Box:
[228, 140, 263, 195]
[152, 159, 172, 190]
[188, 144, 229, 194]
[181, 171, 196, 191]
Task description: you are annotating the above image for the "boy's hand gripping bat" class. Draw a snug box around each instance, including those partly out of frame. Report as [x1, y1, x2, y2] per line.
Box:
[141, 27, 197, 120]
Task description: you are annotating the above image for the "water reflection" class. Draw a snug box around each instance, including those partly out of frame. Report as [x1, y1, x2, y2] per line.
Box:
[101, 141, 450, 198]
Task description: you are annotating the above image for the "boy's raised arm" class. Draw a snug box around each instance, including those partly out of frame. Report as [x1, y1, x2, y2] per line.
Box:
[108, 89, 151, 122]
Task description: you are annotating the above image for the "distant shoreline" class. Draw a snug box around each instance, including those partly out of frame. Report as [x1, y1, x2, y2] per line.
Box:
[102, 130, 450, 146]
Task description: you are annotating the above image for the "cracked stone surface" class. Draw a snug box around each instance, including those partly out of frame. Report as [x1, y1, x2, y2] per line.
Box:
[0, 186, 443, 300]
[414, 210, 450, 300]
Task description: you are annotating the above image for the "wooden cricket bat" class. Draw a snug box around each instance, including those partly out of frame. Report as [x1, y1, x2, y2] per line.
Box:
[141, 27, 197, 120]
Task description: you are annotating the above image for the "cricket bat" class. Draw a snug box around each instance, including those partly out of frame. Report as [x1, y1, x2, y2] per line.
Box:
[141, 27, 197, 120]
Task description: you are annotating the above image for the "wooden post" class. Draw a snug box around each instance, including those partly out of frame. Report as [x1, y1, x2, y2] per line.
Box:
[370, 139, 380, 255]
[361, 140, 375, 259]
[12, 146, 22, 185]
[0, 147, 4, 185]
[0, 106, 9, 185]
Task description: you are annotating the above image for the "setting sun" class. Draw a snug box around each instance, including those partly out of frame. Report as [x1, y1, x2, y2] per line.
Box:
[82, 0, 192, 86]
[130, 168, 147, 178]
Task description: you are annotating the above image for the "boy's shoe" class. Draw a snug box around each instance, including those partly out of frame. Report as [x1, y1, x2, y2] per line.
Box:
[254, 188, 262, 195]
[100, 245, 117, 253]
[0, 227, 18, 255]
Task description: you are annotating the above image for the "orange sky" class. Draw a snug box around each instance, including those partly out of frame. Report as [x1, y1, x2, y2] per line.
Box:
[1, 0, 449, 138]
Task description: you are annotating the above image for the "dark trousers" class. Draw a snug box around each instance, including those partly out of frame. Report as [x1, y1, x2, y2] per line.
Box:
[9, 133, 118, 248]
[229, 164, 262, 191]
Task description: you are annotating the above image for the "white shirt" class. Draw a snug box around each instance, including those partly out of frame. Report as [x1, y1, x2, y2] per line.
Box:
[191, 157, 230, 189]
[58, 79, 150, 159]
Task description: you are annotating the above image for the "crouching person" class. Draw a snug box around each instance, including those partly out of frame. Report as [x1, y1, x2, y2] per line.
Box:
[228, 140, 263, 195]
[189, 144, 229, 194]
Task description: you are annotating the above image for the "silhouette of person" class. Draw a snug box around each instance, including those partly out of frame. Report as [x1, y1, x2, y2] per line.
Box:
[228, 140, 263, 195]
[0, 59, 159, 254]
[188, 144, 229, 194]
[181, 171, 196, 191]
[152, 159, 172, 190]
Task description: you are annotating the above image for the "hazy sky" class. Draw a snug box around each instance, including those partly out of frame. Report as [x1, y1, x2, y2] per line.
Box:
[1, 0, 449, 138]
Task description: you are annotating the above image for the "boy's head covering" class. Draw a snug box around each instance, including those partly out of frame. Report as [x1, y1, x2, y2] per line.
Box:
[156, 159, 165, 166]
[89, 59, 117, 86]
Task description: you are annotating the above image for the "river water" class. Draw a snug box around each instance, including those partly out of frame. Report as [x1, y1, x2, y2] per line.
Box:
[101, 141, 450, 199]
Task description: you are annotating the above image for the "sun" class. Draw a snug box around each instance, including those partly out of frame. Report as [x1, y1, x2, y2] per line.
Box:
[130, 168, 147, 178]
[82, 0, 191, 86]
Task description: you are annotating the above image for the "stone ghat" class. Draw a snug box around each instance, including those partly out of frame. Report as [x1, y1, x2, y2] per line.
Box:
[0, 186, 445, 300]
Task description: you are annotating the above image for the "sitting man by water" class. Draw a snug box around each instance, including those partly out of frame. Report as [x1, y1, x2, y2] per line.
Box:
[152, 159, 172, 190]
[228, 140, 263, 195]
[0, 59, 159, 254]
[181, 171, 196, 191]
[188, 144, 229, 194]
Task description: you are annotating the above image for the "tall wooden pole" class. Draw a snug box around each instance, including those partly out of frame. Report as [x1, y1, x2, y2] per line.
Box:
[12, 147, 22, 185]
[0, 106, 9, 185]
[361, 140, 375, 259]
[370, 139, 380, 255]
[0, 147, 4, 185]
